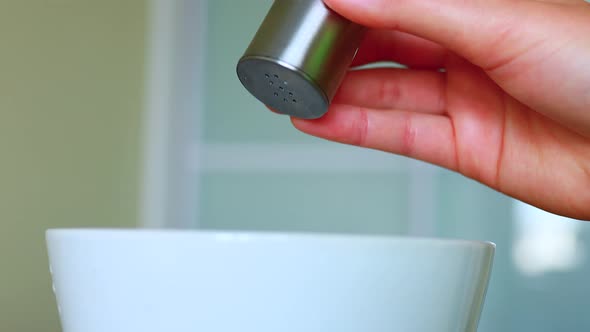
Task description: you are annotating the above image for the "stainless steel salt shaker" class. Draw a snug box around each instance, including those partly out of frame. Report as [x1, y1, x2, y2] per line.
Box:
[236, 0, 365, 119]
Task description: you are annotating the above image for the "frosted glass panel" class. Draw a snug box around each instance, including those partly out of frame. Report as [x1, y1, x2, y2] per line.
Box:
[199, 172, 410, 234]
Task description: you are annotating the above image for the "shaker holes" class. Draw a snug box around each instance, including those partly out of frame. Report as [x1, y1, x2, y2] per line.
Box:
[266, 73, 298, 104]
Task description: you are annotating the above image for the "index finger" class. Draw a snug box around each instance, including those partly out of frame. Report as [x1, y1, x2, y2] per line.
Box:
[352, 29, 447, 69]
[324, 0, 567, 70]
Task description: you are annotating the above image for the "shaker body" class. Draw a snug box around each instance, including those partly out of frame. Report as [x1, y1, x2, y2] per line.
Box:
[237, 0, 365, 119]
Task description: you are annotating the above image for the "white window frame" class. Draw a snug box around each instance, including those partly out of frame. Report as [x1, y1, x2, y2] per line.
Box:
[139, 0, 207, 229]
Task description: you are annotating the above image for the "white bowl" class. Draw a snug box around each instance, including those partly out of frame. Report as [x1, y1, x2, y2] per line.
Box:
[46, 229, 494, 332]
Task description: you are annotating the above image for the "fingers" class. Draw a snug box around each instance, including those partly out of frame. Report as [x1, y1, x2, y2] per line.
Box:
[333, 68, 447, 114]
[324, 0, 569, 69]
[291, 104, 458, 171]
[352, 30, 447, 69]
[328, 0, 590, 138]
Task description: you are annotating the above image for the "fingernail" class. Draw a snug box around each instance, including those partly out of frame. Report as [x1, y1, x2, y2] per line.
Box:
[325, 0, 374, 10]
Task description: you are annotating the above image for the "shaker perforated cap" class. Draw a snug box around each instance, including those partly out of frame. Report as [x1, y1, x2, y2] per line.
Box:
[236, 0, 365, 119]
[237, 57, 329, 119]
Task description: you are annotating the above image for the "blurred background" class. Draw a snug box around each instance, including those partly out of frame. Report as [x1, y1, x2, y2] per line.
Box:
[1, 0, 589, 331]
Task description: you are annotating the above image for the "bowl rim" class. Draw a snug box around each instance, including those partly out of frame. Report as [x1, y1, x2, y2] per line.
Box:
[46, 228, 496, 249]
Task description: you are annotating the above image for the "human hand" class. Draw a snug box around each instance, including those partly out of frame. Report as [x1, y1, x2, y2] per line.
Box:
[289, 0, 590, 220]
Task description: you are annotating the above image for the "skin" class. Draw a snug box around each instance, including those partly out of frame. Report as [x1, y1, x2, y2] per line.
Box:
[286, 0, 590, 220]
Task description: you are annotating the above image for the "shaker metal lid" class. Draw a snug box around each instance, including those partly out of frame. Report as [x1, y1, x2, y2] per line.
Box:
[237, 55, 329, 119]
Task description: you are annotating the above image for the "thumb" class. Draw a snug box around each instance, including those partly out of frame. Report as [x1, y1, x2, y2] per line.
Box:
[323, 0, 580, 70]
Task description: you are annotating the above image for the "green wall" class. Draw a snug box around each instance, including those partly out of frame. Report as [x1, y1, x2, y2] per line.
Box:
[0, 1, 146, 330]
